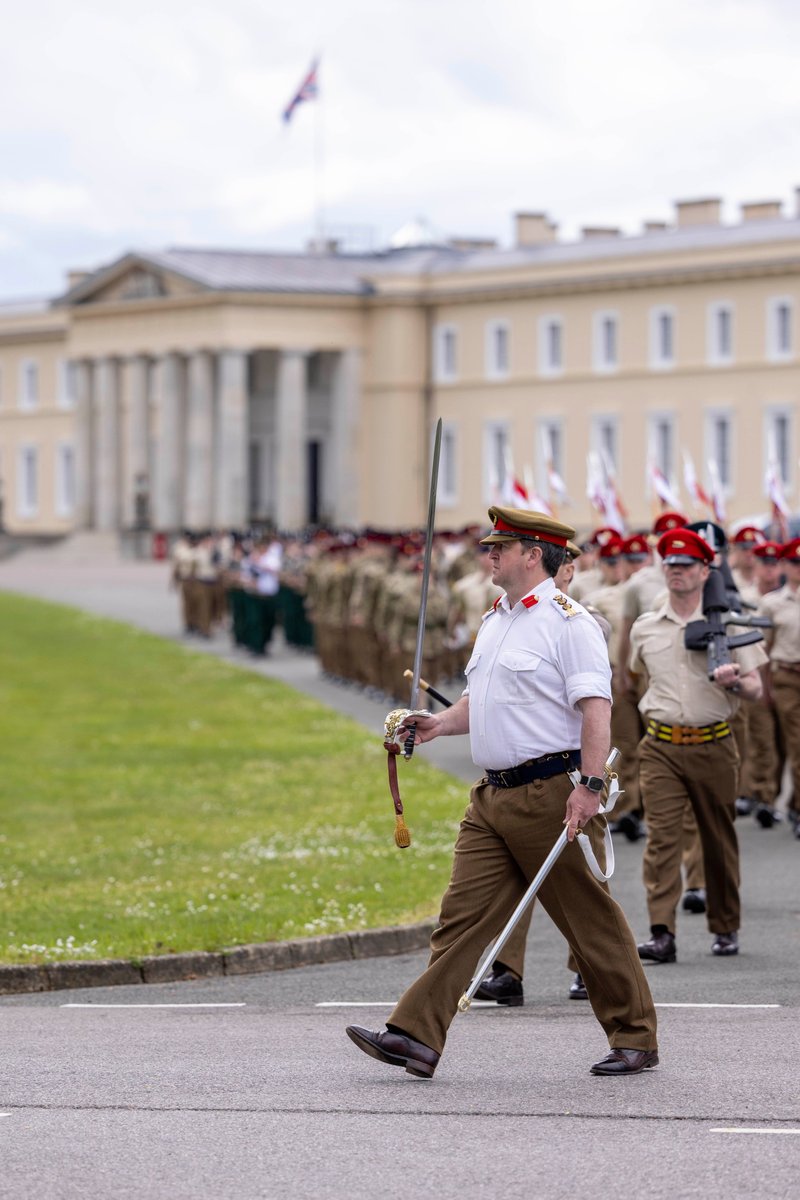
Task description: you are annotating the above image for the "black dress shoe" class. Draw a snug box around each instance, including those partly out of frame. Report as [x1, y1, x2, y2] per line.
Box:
[711, 931, 739, 956]
[345, 1025, 440, 1078]
[590, 1047, 659, 1076]
[681, 887, 707, 914]
[754, 804, 781, 829]
[735, 795, 756, 817]
[474, 970, 524, 1006]
[569, 972, 588, 1000]
[610, 813, 644, 842]
[637, 931, 676, 963]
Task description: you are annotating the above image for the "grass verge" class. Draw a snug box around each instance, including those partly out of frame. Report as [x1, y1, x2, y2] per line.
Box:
[0, 592, 464, 964]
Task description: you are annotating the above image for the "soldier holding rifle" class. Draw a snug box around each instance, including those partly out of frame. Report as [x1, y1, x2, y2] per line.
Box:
[631, 529, 767, 965]
[346, 506, 658, 1079]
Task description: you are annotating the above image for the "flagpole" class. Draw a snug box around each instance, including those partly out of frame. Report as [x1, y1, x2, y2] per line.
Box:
[313, 68, 324, 246]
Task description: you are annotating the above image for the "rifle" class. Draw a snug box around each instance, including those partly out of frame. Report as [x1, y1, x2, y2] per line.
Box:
[684, 565, 771, 679]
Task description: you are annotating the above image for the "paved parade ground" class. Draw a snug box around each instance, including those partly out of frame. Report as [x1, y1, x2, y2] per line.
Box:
[0, 540, 798, 1198]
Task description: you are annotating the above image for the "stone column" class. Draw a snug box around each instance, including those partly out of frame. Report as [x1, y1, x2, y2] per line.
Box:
[121, 355, 150, 528]
[151, 352, 184, 531]
[328, 348, 362, 527]
[94, 358, 121, 530]
[184, 350, 215, 529]
[214, 349, 248, 529]
[275, 349, 308, 530]
[73, 360, 94, 528]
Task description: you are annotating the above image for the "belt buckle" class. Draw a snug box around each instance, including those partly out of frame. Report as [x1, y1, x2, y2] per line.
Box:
[499, 769, 514, 787]
[673, 726, 685, 745]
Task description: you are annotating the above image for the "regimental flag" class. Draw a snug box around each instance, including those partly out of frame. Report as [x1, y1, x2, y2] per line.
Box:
[599, 448, 628, 521]
[648, 459, 682, 511]
[707, 459, 727, 525]
[765, 452, 790, 541]
[682, 449, 714, 512]
[523, 464, 553, 515]
[282, 58, 319, 123]
[586, 451, 624, 533]
[541, 428, 570, 506]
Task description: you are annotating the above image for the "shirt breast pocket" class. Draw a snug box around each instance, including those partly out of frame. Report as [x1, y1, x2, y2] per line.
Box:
[496, 649, 543, 704]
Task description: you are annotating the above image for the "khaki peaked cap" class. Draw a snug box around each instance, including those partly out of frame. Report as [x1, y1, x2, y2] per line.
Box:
[479, 506, 575, 547]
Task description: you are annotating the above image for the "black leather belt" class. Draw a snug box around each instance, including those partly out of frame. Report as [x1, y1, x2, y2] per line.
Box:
[485, 750, 581, 789]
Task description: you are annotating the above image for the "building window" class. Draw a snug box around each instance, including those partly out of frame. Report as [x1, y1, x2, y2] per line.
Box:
[707, 302, 734, 366]
[538, 315, 563, 376]
[485, 320, 510, 379]
[705, 410, 733, 490]
[437, 422, 458, 506]
[765, 408, 792, 490]
[591, 415, 619, 472]
[539, 420, 564, 479]
[434, 324, 458, 383]
[483, 420, 510, 502]
[767, 297, 794, 362]
[592, 311, 618, 372]
[56, 443, 76, 517]
[19, 358, 39, 409]
[649, 307, 675, 369]
[57, 359, 77, 408]
[648, 414, 675, 479]
[17, 445, 38, 518]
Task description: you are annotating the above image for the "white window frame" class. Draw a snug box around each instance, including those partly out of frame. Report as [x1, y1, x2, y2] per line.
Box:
[647, 412, 676, 489]
[591, 414, 620, 473]
[55, 441, 76, 517]
[433, 323, 458, 384]
[57, 358, 77, 409]
[485, 319, 510, 380]
[764, 405, 793, 495]
[649, 306, 676, 370]
[704, 407, 735, 494]
[707, 301, 734, 367]
[766, 296, 794, 363]
[483, 419, 510, 504]
[537, 314, 564, 377]
[592, 310, 619, 373]
[17, 443, 39, 518]
[18, 357, 39, 409]
[437, 421, 459, 508]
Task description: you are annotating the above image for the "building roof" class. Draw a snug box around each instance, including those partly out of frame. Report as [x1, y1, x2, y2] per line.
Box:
[52, 211, 800, 307]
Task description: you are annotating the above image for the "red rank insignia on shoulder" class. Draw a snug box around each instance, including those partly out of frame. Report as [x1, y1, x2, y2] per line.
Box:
[522, 595, 539, 609]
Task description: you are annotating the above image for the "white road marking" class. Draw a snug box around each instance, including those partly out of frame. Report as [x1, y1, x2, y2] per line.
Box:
[317, 1001, 781, 1009]
[711, 1128, 800, 1135]
[60, 1003, 247, 1009]
[655, 1003, 781, 1009]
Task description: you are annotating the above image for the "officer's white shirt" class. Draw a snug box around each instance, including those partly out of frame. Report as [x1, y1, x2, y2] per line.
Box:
[463, 575, 612, 770]
[254, 541, 283, 596]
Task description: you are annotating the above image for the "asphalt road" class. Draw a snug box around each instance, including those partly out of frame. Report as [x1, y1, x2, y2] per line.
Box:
[0, 542, 798, 1198]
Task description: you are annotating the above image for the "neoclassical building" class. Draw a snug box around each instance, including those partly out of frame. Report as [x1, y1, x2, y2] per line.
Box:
[2, 190, 799, 538]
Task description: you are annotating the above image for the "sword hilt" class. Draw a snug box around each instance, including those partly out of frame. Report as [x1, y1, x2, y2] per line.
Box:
[403, 724, 416, 759]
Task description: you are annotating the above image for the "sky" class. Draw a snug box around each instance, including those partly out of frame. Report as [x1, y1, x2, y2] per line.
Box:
[2, 0, 800, 298]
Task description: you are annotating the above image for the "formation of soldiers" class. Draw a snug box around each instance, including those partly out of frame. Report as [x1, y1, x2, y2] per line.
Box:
[171, 514, 800, 862]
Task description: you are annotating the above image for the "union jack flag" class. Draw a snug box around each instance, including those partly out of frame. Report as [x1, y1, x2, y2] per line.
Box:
[282, 59, 319, 123]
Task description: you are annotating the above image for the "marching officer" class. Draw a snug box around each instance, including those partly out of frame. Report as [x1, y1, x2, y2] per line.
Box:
[758, 538, 800, 837]
[630, 528, 767, 964]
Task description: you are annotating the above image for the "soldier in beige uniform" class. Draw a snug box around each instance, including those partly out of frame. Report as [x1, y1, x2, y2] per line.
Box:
[759, 537, 800, 837]
[631, 529, 767, 963]
[742, 541, 787, 826]
[570, 527, 619, 602]
[171, 531, 198, 635]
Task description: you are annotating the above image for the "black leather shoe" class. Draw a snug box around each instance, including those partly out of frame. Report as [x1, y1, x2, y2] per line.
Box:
[610, 813, 644, 842]
[735, 795, 756, 817]
[711, 931, 739, 956]
[681, 887, 707, 914]
[590, 1047, 659, 1076]
[569, 972, 588, 1000]
[474, 970, 524, 1006]
[345, 1025, 440, 1078]
[754, 804, 781, 829]
[637, 931, 676, 963]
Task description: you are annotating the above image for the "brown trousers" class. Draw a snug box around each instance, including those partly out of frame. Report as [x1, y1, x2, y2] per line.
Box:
[610, 678, 644, 815]
[639, 736, 740, 935]
[770, 669, 800, 815]
[388, 773, 657, 1057]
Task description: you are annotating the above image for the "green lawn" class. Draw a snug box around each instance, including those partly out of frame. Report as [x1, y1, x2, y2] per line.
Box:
[0, 592, 464, 964]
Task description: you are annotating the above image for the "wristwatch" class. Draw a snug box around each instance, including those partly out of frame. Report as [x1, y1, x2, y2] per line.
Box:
[579, 773, 604, 793]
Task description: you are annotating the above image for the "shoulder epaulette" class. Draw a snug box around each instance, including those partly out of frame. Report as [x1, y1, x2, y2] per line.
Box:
[552, 592, 578, 618]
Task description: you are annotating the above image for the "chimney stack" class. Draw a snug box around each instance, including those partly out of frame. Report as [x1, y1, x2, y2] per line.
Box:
[741, 200, 782, 222]
[514, 212, 557, 247]
[581, 226, 621, 240]
[675, 197, 722, 228]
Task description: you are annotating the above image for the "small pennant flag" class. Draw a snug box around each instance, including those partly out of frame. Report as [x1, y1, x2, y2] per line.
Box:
[282, 58, 319, 123]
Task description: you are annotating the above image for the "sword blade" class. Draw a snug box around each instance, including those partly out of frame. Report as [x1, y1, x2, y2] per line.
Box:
[403, 417, 443, 758]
